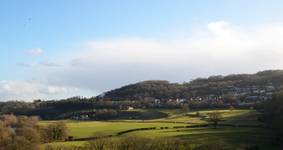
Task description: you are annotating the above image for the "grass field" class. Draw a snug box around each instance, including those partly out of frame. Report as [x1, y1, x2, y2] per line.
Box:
[43, 109, 279, 149]
[124, 127, 274, 147]
[65, 121, 187, 138]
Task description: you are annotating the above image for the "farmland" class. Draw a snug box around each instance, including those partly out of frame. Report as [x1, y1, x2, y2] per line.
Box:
[44, 109, 279, 149]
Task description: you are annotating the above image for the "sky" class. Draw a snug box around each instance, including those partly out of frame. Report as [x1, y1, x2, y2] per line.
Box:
[1, 0, 283, 101]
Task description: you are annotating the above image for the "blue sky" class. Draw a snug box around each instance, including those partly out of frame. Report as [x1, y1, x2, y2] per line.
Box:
[1, 0, 283, 100]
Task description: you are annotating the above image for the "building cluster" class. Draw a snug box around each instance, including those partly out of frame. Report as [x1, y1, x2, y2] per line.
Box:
[154, 85, 275, 106]
[223, 85, 274, 100]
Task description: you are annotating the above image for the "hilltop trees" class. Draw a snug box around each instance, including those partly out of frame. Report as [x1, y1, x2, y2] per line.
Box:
[102, 70, 283, 101]
[102, 80, 186, 101]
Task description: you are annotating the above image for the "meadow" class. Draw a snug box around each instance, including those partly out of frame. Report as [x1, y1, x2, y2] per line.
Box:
[44, 109, 278, 149]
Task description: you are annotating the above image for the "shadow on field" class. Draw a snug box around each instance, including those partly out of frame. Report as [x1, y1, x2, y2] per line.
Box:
[174, 127, 278, 149]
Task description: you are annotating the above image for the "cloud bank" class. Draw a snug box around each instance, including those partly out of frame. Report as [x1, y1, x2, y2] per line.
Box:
[0, 80, 79, 101]
[3, 21, 283, 100]
[48, 21, 283, 91]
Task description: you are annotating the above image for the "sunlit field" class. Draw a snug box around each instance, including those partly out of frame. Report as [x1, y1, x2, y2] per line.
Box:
[43, 108, 277, 149]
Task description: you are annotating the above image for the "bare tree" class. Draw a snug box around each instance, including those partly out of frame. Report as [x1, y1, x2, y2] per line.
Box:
[41, 121, 69, 142]
[2, 114, 17, 127]
[208, 111, 222, 128]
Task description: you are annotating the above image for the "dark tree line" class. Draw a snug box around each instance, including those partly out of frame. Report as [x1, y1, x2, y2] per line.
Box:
[0, 97, 186, 120]
[264, 90, 283, 144]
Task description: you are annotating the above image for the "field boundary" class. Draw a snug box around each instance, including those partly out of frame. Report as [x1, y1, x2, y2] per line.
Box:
[65, 123, 266, 142]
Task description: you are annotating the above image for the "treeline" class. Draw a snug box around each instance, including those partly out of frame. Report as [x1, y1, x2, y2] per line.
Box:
[0, 115, 69, 150]
[0, 97, 183, 120]
[0, 98, 228, 120]
[264, 90, 283, 144]
[102, 70, 283, 100]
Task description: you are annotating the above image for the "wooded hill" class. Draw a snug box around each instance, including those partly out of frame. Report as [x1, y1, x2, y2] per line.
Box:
[1, 70, 283, 120]
[101, 70, 283, 100]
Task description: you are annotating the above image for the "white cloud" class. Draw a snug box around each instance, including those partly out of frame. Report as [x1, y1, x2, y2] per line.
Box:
[0, 80, 80, 101]
[40, 60, 61, 67]
[78, 21, 283, 69]
[16, 62, 31, 67]
[4, 21, 283, 100]
[26, 48, 44, 56]
[47, 21, 283, 93]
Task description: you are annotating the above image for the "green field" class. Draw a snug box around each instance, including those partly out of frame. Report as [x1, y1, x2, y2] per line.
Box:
[124, 127, 274, 146]
[64, 121, 187, 138]
[44, 109, 279, 149]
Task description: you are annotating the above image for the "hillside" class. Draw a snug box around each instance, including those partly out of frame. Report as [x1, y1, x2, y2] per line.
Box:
[1, 70, 283, 120]
[101, 70, 283, 101]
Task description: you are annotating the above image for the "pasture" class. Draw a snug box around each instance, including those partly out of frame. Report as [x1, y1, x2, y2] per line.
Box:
[44, 109, 278, 149]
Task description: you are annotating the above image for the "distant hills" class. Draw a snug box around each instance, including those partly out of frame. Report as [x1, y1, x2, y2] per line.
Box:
[101, 70, 283, 101]
[1, 69, 283, 120]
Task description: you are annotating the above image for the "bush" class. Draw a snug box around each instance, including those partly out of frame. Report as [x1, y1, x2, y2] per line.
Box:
[0, 115, 41, 150]
[41, 121, 69, 143]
